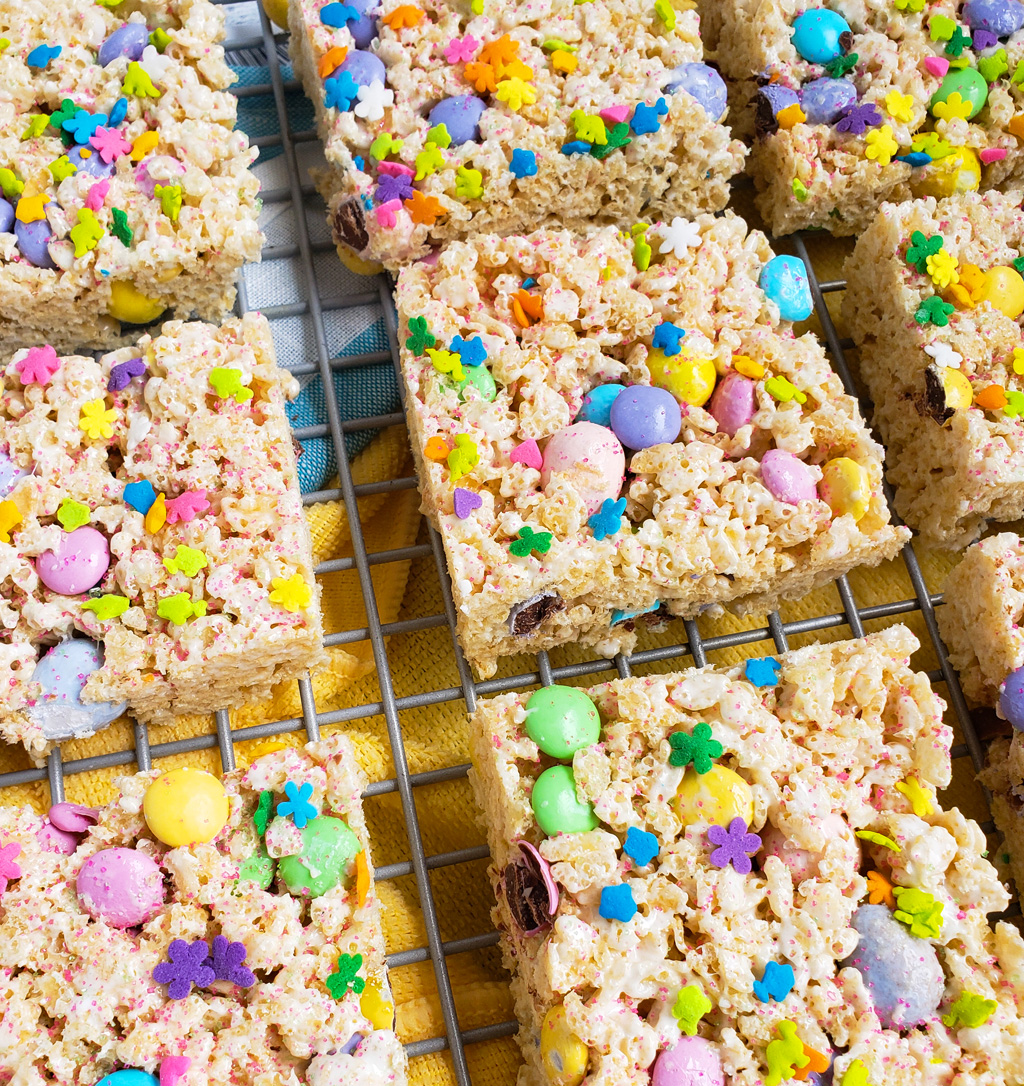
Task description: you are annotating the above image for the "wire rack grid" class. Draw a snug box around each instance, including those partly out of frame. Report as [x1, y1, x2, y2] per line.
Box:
[0, 2, 1017, 1084]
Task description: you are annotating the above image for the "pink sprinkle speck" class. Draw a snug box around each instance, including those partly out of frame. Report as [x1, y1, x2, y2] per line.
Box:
[924, 56, 950, 77]
[980, 148, 1007, 164]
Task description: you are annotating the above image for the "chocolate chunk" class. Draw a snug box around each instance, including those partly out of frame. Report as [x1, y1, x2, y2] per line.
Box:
[754, 92, 780, 139]
[330, 197, 370, 254]
[971, 704, 1014, 743]
[504, 854, 552, 935]
[507, 592, 565, 637]
[291, 436, 305, 461]
[839, 30, 854, 52]
[922, 365, 954, 424]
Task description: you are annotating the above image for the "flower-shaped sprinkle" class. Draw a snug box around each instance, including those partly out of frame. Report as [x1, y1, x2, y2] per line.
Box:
[893, 886, 943, 938]
[327, 952, 366, 999]
[866, 869, 895, 907]
[672, 984, 712, 1036]
[668, 722, 722, 774]
[623, 826, 659, 867]
[884, 90, 914, 123]
[588, 497, 626, 541]
[906, 230, 944, 271]
[406, 315, 436, 355]
[355, 82, 394, 122]
[153, 939, 215, 999]
[0, 840, 21, 895]
[254, 789, 274, 835]
[923, 342, 962, 369]
[894, 775, 934, 817]
[325, 71, 359, 111]
[865, 124, 898, 166]
[89, 126, 132, 164]
[381, 4, 423, 29]
[16, 344, 60, 386]
[57, 498, 90, 530]
[707, 817, 761, 873]
[445, 35, 478, 63]
[496, 77, 536, 112]
[79, 399, 117, 440]
[915, 295, 955, 326]
[269, 573, 312, 614]
[598, 883, 637, 922]
[509, 525, 552, 557]
[278, 780, 318, 829]
[925, 249, 959, 289]
[932, 91, 972, 122]
[835, 102, 882, 134]
[206, 935, 256, 987]
[656, 217, 702, 258]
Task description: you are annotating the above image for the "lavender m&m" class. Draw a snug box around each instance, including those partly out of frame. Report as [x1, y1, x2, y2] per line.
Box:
[962, 0, 1024, 37]
[98, 22, 150, 66]
[36, 526, 110, 595]
[760, 449, 816, 504]
[15, 218, 55, 269]
[576, 383, 626, 428]
[800, 76, 858, 125]
[651, 1036, 723, 1086]
[708, 372, 756, 436]
[26, 639, 128, 740]
[0, 450, 28, 497]
[999, 665, 1024, 730]
[347, 0, 380, 48]
[664, 62, 728, 120]
[337, 49, 386, 87]
[428, 95, 486, 146]
[540, 421, 625, 515]
[0, 197, 13, 234]
[77, 847, 165, 927]
[759, 255, 813, 322]
[609, 385, 681, 449]
[67, 145, 116, 181]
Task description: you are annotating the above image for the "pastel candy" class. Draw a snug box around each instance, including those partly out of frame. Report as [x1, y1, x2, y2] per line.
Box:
[67, 145, 116, 180]
[609, 386, 682, 450]
[457, 363, 496, 401]
[999, 665, 1024, 730]
[791, 8, 852, 64]
[49, 801, 100, 833]
[839, 904, 944, 1029]
[0, 197, 13, 234]
[36, 526, 110, 595]
[77, 847, 165, 927]
[539, 1005, 588, 1086]
[760, 449, 817, 504]
[26, 639, 127, 739]
[278, 816, 361, 898]
[349, 1, 379, 49]
[98, 23, 150, 66]
[708, 372, 756, 436]
[799, 76, 858, 125]
[144, 768, 229, 846]
[819, 457, 871, 522]
[15, 218, 55, 269]
[673, 764, 754, 829]
[576, 383, 626, 427]
[337, 49, 386, 87]
[95, 1072, 159, 1086]
[36, 821, 80, 854]
[758, 83, 800, 119]
[962, 0, 1024, 36]
[912, 146, 981, 199]
[664, 62, 728, 120]
[0, 450, 28, 497]
[759, 813, 859, 881]
[540, 422, 625, 515]
[524, 685, 600, 760]
[929, 68, 988, 120]
[647, 347, 717, 407]
[531, 765, 598, 835]
[975, 265, 1024, 319]
[428, 95, 486, 146]
[759, 255, 813, 322]
[651, 1036, 724, 1086]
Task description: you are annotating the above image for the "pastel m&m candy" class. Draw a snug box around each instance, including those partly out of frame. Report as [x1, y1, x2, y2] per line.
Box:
[999, 665, 1024, 729]
[540, 422, 625, 515]
[540, 1005, 588, 1086]
[674, 764, 753, 828]
[974, 265, 1024, 319]
[760, 449, 817, 504]
[791, 8, 852, 64]
[77, 847, 165, 927]
[144, 767, 229, 846]
[36, 526, 109, 595]
[532, 765, 598, 836]
[664, 62, 728, 120]
[277, 816, 361, 897]
[576, 383, 626, 427]
[27, 638, 127, 740]
[609, 385, 681, 449]
[818, 457, 871, 522]
[108, 281, 166, 324]
[647, 347, 717, 407]
[524, 685, 600, 760]
[799, 76, 857, 125]
[759, 255, 813, 322]
[98, 23, 149, 66]
[428, 95, 486, 146]
[15, 218, 55, 269]
[929, 68, 988, 121]
[651, 1036, 723, 1086]
[708, 371, 756, 436]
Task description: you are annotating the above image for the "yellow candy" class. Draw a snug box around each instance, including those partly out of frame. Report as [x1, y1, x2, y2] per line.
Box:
[360, 977, 395, 1029]
[819, 457, 871, 523]
[108, 281, 166, 324]
[260, 0, 289, 27]
[647, 347, 717, 407]
[910, 145, 980, 199]
[974, 265, 1024, 319]
[939, 367, 973, 410]
[144, 767, 229, 846]
[673, 764, 754, 828]
[334, 241, 385, 277]
[733, 355, 765, 379]
[540, 1005, 588, 1086]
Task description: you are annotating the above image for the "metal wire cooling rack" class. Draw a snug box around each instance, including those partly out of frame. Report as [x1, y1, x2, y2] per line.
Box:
[0, 3, 1018, 1084]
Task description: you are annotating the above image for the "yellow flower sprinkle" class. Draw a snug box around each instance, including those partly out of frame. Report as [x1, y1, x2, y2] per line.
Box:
[269, 573, 312, 613]
[78, 399, 117, 440]
[865, 124, 898, 166]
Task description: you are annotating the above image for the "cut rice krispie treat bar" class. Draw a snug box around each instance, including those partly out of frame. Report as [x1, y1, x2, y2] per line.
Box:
[397, 213, 908, 678]
[0, 314, 325, 757]
[288, 0, 745, 272]
[0, 0, 263, 352]
[0, 734, 407, 1086]
[699, 0, 1024, 236]
[468, 624, 1024, 1086]
[844, 189, 1024, 547]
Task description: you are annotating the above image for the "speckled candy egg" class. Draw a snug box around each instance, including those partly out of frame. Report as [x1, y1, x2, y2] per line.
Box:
[674, 765, 754, 829]
[347, 0, 379, 48]
[759, 255, 813, 322]
[651, 1036, 723, 1086]
[929, 67, 988, 120]
[708, 372, 756, 436]
[760, 449, 817, 504]
[36, 526, 110, 595]
[576, 383, 626, 427]
[791, 9, 853, 64]
[26, 639, 127, 740]
[799, 76, 858, 124]
[664, 62, 728, 120]
[974, 265, 1024, 319]
[999, 665, 1024, 729]
[98, 22, 150, 66]
[0, 450, 28, 497]
[337, 49, 386, 87]
[647, 347, 717, 407]
[759, 814, 859, 881]
[144, 767, 229, 846]
[539, 1005, 588, 1086]
[67, 145, 116, 180]
[609, 386, 682, 449]
[757, 83, 800, 122]
[524, 685, 600, 760]
[428, 95, 486, 145]
[15, 218, 55, 269]
[77, 847, 165, 927]
[963, 0, 1024, 37]
[278, 816, 362, 897]
[911, 145, 981, 199]
[540, 422, 625, 515]
[0, 197, 13, 233]
[839, 904, 944, 1029]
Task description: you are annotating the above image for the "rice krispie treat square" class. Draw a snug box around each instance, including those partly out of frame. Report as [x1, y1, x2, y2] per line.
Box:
[0, 314, 325, 757]
[0, 0, 263, 352]
[843, 189, 1024, 547]
[397, 213, 908, 678]
[699, 0, 1024, 237]
[468, 624, 1024, 1086]
[287, 0, 746, 272]
[0, 735, 407, 1086]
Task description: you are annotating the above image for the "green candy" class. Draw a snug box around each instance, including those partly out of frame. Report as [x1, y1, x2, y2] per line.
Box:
[277, 816, 361, 898]
[531, 765, 598, 836]
[525, 686, 600, 760]
[237, 844, 276, 890]
[929, 67, 988, 119]
[457, 365, 497, 403]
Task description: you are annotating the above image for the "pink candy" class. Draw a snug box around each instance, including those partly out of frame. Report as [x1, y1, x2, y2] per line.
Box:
[760, 449, 816, 504]
[652, 1037, 723, 1086]
[708, 372, 756, 437]
[540, 422, 625, 515]
[980, 148, 1008, 164]
[924, 56, 950, 77]
[77, 847, 165, 928]
[510, 439, 542, 470]
[36, 526, 110, 595]
[36, 803, 99, 855]
[600, 104, 631, 124]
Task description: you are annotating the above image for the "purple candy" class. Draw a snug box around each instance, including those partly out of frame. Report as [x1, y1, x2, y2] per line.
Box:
[427, 95, 486, 145]
[0, 449, 28, 497]
[337, 49, 386, 88]
[609, 385, 682, 450]
[962, 0, 1024, 37]
[15, 218, 55, 269]
[98, 22, 150, 66]
[77, 847, 165, 927]
[67, 145, 117, 180]
[36, 526, 110, 596]
[664, 62, 728, 119]
[340, 1033, 365, 1055]
[758, 83, 800, 116]
[999, 664, 1024, 729]
[800, 76, 858, 125]
[0, 197, 13, 234]
[708, 372, 756, 436]
[760, 449, 816, 504]
[651, 1036, 724, 1086]
[348, 0, 379, 48]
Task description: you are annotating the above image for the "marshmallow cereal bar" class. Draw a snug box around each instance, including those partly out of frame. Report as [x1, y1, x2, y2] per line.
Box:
[397, 214, 908, 678]
[844, 190, 1024, 547]
[700, 0, 1024, 236]
[0, 0, 263, 352]
[468, 625, 1024, 1086]
[0, 315, 324, 757]
[287, 0, 746, 272]
[0, 735, 407, 1086]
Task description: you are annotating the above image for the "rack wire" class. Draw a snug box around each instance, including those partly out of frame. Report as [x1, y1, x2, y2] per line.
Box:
[0, 3, 1018, 1083]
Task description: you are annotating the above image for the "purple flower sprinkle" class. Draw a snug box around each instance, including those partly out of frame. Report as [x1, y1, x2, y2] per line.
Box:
[205, 934, 256, 988]
[707, 817, 762, 875]
[835, 102, 882, 134]
[107, 357, 146, 392]
[153, 939, 215, 1000]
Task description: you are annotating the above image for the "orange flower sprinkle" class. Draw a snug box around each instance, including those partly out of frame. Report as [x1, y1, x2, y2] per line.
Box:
[318, 45, 348, 79]
[975, 383, 1008, 411]
[381, 5, 423, 30]
[866, 869, 895, 908]
[404, 189, 446, 226]
[512, 289, 543, 328]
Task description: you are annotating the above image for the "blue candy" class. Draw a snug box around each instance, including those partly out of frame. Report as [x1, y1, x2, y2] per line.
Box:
[609, 386, 681, 450]
[759, 255, 813, 322]
[610, 601, 659, 625]
[98, 23, 150, 67]
[561, 140, 592, 155]
[336, 49, 386, 88]
[510, 147, 537, 178]
[27, 640, 128, 741]
[896, 151, 931, 167]
[67, 145, 116, 180]
[27, 44, 61, 69]
[427, 95, 486, 146]
[623, 826, 659, 866]
[450, 334, 487, 367]
[324, 71, 359, 111]
[791, 8, 852, 64]
[962, 0, 1024, 37]
[799, 76, 858, 125]
[839, 905, 944, 1030]
[15, 218, 55, 269]
[999, 665, 1024, 730]
[95, 1073, 159, 1086]
[576, 383, 626, 428]
[0, 197, 13, 234]
[108, 97, 129, 128]
[122, 479, 157, 514]
[599, 884, 637, 922]
[664, 62, 728, 119]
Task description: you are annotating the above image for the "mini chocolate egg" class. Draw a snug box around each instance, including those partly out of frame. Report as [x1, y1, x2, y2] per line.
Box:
[347, 0, 379, 48]
[999, 665, 1024, 730]
[36, 526, 110, 595]
[532, 765, 598, 836]
[759, 255, 814, 322]
[144, 767, 229, 846]
[95, 1072, 159, 1086]
[708, 371, 756, 436]
[974, 265, 1024, 319]
[77, 847, 165, 927]
[674, 764, 754, 829]
[760, 449, 817, 504]
[647, 347, 717, 407]
[929, 68, 988, 120]
[664, 62, 728, 120]
[962, 0, 1024, 37]
[98, 23, 150, 66]
[791, 8, 853, 64]
[819, 457, 871, 522]
[0, 197, 13, 234]
[540, 422, 625, 515]
[504, 840, 559, 934]
[651, 1036, 724, 1086]
[277, 816, 362, 897]
[609, 386, 682, 449]
[576, 383, 626, 428]
[337, 49, 386, 87]
[539, 1005, 588, 1086]
[800, 76, 858, 125]
[26, 639, 127, 740]
[428, 95, 486, 146]
[67, 145, 116, 180]
[15, 218, 55, 269]
[525, 685, 600, 760]
[911, 146, 981, 200]
[108, 281, 166, 325]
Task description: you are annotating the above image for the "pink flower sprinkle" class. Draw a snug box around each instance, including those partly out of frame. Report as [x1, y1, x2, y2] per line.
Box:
[444, 34, 478, 64]
[980, 148, 1007, 164]
[924, 56, 949, 78]
[0, 840, 21, 895]
[84, 180, 110, 212]
[376, 198, 403, 229]
[15, 344, 60, 386]
[89, 125, 132, 164]
[165, 489, 210, 524]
